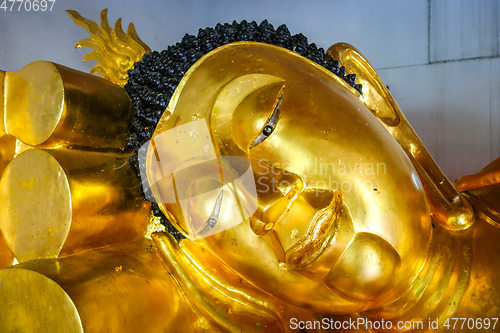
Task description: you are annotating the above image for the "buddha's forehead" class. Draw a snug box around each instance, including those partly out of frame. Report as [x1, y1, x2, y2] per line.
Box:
[153, 41, 359, 138]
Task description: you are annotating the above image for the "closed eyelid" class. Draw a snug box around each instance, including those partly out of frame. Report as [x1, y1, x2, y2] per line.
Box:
[196, 189, 224, 236]
[248, 85, 285, 150]
[266, 87, 283, 128]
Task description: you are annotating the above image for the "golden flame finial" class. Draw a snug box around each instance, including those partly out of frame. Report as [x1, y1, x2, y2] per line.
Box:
[67, 8, 151, 87]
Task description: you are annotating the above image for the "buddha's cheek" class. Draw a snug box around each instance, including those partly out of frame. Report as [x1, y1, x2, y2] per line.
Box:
[324, 232, 401, 301]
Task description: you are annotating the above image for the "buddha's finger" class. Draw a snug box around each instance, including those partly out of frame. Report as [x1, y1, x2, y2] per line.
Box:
[3, 61, 131, 149]
[0, 238, 191, 333]
[0, 70, 19, 268]
[0, 148, 149, 263]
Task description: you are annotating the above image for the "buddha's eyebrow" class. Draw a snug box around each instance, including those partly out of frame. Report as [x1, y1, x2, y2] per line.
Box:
[249, 85, 284, 150]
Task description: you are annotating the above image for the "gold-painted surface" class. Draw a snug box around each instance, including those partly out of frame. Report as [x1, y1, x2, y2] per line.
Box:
[326, 43, 400, 126]
[0, 148, 150, 262]
[0, 71, 17, 268]
[4, 61, 131, 148]
[153, 232, 336, 332]
[0, 149, 71, 262]
[453, 220, 500, 323]
[0, 70, 17, 177]
[148, 42, 431, 313]
[0, 267, 84, 333]
[454, 170, 500, 192]
[363, 224, 473, 331]
[0, 230, 15, 268]
[0, 239, 198, 333]
[0, 135, 16, 177]
[145, 212, 166, 239]
[326, 43, 475, 232]
[142, 41, 500, 331]
[461, 157, 500, 228]
[14, 139, 31, 157]
[67, 9, 151, 87]
[457, 156, 500, 192]
[0, 29, 499, 331]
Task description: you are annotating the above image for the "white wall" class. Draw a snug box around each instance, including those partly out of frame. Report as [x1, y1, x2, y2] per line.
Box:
[1, 0, 497, 180]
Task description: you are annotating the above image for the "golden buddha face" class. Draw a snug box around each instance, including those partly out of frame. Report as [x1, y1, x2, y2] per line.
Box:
[147, 42, 431, 313]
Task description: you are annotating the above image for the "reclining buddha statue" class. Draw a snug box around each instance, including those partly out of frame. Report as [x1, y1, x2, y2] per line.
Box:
[0, 9, 499, 332]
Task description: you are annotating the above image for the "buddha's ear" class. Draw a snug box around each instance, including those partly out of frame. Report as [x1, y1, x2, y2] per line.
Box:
[327, 44, 475, 231]
[326, 43, 400, 127]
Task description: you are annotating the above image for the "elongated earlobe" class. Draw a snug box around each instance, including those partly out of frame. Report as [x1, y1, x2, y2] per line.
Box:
[327, 43, 475, 232]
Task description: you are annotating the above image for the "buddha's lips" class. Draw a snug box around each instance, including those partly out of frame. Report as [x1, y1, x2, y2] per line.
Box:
[285, 191, 342, 270]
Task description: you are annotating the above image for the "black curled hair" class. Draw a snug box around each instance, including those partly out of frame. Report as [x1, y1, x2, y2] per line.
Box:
[124, 20, 362, 240]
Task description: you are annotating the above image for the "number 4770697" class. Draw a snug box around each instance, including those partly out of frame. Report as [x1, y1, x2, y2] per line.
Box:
[443, 318, 498, 330]
[1, 0, 56, 12]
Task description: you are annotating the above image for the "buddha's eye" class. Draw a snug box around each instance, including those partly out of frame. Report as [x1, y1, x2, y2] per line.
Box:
[196, 189, 224, 236]
[249, 86, 284, 149]
[262, 125, 274, 136]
